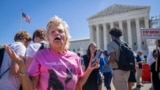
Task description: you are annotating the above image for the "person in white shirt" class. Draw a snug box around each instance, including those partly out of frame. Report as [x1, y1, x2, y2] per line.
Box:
[147, 39, 160, 90]
[0, 31, 31, 90]
[25, 29, 48, 69]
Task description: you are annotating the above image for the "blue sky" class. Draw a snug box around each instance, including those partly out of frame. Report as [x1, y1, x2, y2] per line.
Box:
[0, 0, 159, 45]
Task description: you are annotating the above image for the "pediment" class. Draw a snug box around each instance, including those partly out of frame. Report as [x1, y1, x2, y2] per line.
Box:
[88, 4, 150, 20]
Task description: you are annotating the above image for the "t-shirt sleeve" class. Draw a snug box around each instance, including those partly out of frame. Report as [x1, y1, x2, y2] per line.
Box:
[14, 45, 26, 56]
[136, 56, 139, 62]
[26, 44, 41, 58]
[100, 58, 105, 66]
[27, 53, 41, 76]
[147, 50, 155, 65]
[26, 44, 34, 58]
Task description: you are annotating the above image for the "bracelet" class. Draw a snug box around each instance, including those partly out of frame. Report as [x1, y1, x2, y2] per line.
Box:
[19, 72, 27, 76]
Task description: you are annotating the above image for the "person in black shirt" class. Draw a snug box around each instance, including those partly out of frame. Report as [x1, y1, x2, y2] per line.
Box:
[82, 42, 99, 90]
[147, 40, 160, 90]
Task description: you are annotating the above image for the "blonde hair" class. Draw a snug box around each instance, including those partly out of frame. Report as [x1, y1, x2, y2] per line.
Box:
[14, 31, 31, 42]
[46, 16, 71, 49]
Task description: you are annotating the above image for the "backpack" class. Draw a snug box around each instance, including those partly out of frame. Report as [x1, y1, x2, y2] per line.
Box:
[114, 40, 135, 71]
[0, 47, 5, 67]
[39, 43, 45, 50]
[0, 46, 10, 79]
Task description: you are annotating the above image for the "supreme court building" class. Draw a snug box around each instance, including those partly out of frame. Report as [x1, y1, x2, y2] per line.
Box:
[88, 4, 150, 55]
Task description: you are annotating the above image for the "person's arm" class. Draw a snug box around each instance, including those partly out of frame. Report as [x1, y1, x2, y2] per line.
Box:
[30, 76, 39, 89]
[107, 42, 116, 64]
[135, 56, 139, 68]
[18, 62, 34, 90]
[108, 52, 116, 64]
[4, 45, 37, 90]
[98, 70, 104, 79]
[18, 63, 39, 90]
[147, 50, 155, 65]
[25, 44, 36, 69]
[10, 61, 19, 77]
[9, 44, 26, 77]
[99, 58, 104, 79]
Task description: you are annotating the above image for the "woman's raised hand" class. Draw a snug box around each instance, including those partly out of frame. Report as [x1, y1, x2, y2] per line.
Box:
[89, 55, 100, 70]
[4, 45, 24, 66]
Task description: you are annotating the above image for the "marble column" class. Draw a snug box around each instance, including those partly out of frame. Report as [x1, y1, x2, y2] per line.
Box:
[110, 22, 114, 29]
[96, 24, 100, 48]
[144, 17, 149, 28]
[127, 19, 133, 48]
[109, 22, 114, 41]
[103, 23, 107, 50]
[119, 21, 124, 40]
[89, 25, 93, 42]
[135, 18, 142, 50]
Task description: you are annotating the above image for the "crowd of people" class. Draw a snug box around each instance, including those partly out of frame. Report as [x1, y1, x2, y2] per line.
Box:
[0, 15, 160, 90]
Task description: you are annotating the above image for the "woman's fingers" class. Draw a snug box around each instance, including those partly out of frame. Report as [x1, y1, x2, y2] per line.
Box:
[4, 45, 12, 56]
[4, 45, 21, 63]
[4, 45, 15, 59]
[11, 50, 19, 60]
[95, 60, 100, 68]
[4, 45, 15, 60]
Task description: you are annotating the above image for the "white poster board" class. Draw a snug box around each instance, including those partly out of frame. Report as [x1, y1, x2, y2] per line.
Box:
[141, 28, 160, 39]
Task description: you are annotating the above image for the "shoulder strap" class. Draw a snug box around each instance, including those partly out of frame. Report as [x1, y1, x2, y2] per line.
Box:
[0, 67, 10, 79]
[39, 43, 45, 50]
[113, 40, 121, 46]
[114, 40, 129, 48]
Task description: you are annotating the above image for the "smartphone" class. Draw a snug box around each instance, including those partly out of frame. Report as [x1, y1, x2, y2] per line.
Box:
[94, 50, 103, 60]
[91, 50, 103, 67]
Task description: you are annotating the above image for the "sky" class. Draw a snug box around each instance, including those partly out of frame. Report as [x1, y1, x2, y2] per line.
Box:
[0, 0, 160, 45]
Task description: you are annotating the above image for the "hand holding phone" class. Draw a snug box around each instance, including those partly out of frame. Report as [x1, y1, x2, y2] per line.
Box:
[91, 50, 102, 67]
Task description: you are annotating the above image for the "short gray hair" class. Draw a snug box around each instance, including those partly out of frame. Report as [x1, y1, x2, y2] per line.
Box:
[46, 16, 71, 49]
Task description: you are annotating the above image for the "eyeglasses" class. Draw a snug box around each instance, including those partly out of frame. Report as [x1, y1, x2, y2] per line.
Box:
[90, 45, 97, 48]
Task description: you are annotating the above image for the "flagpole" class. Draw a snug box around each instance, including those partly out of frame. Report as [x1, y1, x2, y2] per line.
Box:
[20, 9, 22, 31]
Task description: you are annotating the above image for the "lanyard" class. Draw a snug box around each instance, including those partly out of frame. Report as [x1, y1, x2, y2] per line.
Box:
[0, 67, 10, 79]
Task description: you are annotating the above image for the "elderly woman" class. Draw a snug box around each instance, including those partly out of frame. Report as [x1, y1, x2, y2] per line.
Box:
[4, 16, 99, 90]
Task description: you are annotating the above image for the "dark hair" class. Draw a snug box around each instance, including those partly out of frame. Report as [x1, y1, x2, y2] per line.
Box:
[103, 50, 108, 56]
[14, 31, 31, 42]
[144, 55, 147, 58]
[109, 28, 122, 37]
[77, 53, 81, 57]
[32, 29, 47, 42]
[158, 40, 160, 47]
[86, 42, 96, 58]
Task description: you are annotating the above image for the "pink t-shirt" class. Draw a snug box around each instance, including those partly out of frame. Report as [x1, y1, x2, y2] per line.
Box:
[28, 48, 83, 90]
